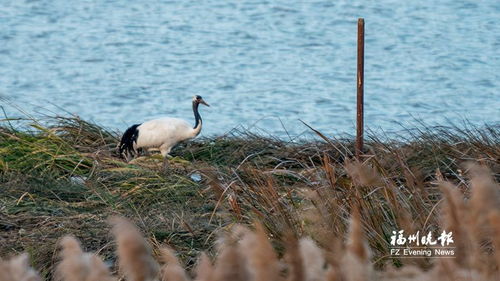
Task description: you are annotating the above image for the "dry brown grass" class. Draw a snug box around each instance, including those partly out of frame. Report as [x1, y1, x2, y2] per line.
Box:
[1, 163, 499, 281]
[1, 117, 499, 280]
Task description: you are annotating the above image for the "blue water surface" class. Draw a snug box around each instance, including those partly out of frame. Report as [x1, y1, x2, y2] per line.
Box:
[0, 0, 499, 138]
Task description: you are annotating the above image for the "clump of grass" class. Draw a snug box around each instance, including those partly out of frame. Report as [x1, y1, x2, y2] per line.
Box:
[0, 126, 92, 178]
[0, 116, 221, 278]
[1, 115, 499, 280]
[1, 164, 499, 280]
[198, 123, 499, 271]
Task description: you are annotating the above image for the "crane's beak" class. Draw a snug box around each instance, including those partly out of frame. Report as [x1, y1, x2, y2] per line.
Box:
[200, 100, 210, 107]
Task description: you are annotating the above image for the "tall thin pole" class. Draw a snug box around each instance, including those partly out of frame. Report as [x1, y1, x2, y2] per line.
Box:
[356, 18, 365, 160]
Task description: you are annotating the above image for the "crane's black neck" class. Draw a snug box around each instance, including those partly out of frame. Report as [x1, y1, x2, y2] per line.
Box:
[193, 101, 202, 129]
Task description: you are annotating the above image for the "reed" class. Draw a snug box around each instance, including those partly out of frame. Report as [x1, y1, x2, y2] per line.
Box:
[2, 167, 499, 280]
[1, 116, 499, 280]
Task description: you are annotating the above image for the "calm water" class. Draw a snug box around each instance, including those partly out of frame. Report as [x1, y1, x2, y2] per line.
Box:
[1, 0, 499, 138]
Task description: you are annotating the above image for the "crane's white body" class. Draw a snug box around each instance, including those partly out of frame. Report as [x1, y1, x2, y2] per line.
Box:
[134, 117, 201, 156]
[118, 96, 208, 159]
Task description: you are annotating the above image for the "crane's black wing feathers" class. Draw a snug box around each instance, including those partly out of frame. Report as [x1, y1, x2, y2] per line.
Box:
[119, 124, 141, 157]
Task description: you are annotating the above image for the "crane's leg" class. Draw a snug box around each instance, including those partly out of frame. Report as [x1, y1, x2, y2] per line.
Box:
[124, 147, 136, 162]
[132, 142, 139, 158]
[159, 145, 172, 168]
[159, 145, 172, 158]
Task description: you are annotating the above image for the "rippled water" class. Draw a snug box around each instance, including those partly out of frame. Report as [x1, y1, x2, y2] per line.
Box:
[1, 0, 499, 137]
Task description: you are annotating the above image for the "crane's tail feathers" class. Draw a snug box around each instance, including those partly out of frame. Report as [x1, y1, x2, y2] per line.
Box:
[118, 124, 141, 159]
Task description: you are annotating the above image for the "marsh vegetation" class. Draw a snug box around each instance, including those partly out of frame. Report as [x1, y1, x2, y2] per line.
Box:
[1, 116, 499, 280]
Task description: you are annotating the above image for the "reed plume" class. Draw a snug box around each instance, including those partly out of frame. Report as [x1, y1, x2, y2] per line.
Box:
[488, 211, 500, 270]
[284, 235, 304, 281]
[239, 222, 280, 281]
[193, 253, 214, 281]
[298, 237, 326, 281]
[342, 208, 372, 281]
[0, 254, 41, 281]
[158, 247, 189, 281]
[439, 181, 472, 267]
[55, 236, 115, 281]
[211, 234, 249, 281]
[110, 217, 159, 281]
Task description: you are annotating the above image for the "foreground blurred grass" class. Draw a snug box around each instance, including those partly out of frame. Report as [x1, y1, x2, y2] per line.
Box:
[0, 116, 498, 278]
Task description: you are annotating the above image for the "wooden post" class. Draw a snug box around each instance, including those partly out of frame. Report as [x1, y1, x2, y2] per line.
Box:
[356, 18, 365, 160]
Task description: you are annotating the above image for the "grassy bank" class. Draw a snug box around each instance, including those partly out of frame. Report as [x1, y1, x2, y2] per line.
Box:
[0, 116, 499, 279]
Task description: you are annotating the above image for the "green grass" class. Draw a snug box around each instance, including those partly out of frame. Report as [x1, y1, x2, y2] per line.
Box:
[1, 115, 498, 278]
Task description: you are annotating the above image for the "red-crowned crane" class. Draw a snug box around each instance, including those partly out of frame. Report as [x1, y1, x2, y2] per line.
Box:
[118, 95, 209, 159]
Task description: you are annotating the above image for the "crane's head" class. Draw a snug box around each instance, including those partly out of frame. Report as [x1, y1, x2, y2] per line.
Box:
[193, 95, 210, 107]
